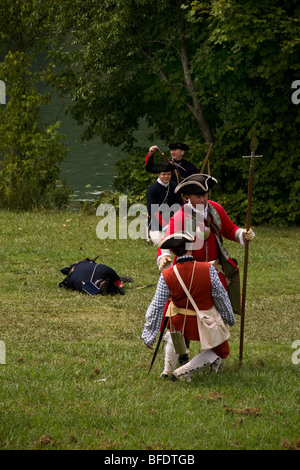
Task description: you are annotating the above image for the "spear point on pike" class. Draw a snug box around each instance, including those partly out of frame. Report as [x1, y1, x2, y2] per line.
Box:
[239, 133, 263, 366]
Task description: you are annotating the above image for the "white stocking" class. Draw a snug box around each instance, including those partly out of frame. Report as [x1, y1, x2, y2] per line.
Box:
[161, 331, 179, 375]
[173, 350, 219, 379]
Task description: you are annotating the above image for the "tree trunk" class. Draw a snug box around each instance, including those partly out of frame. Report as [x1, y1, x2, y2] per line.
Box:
[180, 29, 213, 145]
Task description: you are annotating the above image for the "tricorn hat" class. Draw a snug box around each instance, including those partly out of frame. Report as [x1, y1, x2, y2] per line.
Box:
[99, 278, 125, 296]
[169, 142, 189, 151]
[174, 173, 217, 195]
[158, 231, 194, 250]
[152, 161, 175, 173]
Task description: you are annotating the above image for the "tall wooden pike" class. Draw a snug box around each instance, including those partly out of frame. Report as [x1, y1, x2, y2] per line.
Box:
[239, 134, 262, 365]
[200, 142, 213, 173]
[148, 316, 168, 374]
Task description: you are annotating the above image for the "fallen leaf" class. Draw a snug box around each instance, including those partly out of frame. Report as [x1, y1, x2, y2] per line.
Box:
[282, 438, 300, 450]
[224, 406, 261, 417]
[196, 394, 205, 400]
[209, 390, 223, 401]
[32, 434, 54, 448]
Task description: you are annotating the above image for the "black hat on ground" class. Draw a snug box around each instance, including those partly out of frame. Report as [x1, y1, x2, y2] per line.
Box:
[174, 173, 217, 196]
[169, 142, 189, 151]
[158, 232, 194, 250]
[152, 161, 175, 173]
[99, 278, 125, 296]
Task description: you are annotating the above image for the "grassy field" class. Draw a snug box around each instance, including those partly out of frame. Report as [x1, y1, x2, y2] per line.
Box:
[0, 209, 299, 450]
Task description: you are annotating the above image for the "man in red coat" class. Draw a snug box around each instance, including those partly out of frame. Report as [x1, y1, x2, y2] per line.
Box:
[157, 173, 255, 316]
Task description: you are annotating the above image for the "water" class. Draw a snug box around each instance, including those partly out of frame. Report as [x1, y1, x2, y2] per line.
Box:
[59, 131, 125, 201]
[41, 92, 126, 200]
[41, 92, 158, 201]
[5, 52, 161, 201]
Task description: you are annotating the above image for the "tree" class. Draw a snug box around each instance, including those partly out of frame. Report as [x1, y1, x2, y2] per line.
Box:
[189, 0, 300, 225]
[0, 0, 69, 210]
[52, 0, 299, 225]
[51, 0, 214, 147]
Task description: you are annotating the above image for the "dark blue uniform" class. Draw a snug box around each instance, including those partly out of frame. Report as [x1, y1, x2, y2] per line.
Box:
[146, 180, 183, 231]
[145, 153, 198, 182]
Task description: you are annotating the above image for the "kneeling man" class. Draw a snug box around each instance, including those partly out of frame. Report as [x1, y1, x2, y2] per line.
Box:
[141, 232, 235, 381]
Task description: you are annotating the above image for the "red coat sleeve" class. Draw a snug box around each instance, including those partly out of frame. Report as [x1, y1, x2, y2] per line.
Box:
[209, 201, 240, 241]
[145, 153, 154, 172]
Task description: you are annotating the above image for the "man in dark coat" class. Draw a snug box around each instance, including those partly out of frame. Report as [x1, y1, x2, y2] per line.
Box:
[146, 161, 183, 245]
[145, 142, 198, 183]
[59, 258, 132, 295]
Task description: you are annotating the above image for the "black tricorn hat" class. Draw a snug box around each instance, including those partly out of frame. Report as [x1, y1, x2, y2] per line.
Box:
[158, 231, 194, 250]
[174, 173, 217, 195]
[99, 278, 125, 296]
[169, 142, 189, 151]
[152, 161, 175, 173]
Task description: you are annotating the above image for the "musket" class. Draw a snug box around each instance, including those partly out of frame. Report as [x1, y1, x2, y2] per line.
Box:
[148, 315, 169, 374]
[239, 133, 262, 365]
[200, 142, 213, 173]
[156, 147, 184, 184]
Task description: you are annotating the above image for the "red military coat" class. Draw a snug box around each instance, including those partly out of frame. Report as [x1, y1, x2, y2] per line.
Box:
[158, 201, 242, 315]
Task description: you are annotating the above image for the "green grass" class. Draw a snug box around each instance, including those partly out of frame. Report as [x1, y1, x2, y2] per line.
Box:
[0, 210, 299, 450]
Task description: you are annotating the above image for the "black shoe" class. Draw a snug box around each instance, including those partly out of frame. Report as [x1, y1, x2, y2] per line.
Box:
[169, 374, 178, 381]
[178, 354, 189, 366]
[160, 373, 170, 379]
[119, 276, 133, 283]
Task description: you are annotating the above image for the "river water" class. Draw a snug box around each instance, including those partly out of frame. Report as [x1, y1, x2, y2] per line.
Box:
[41, 92, 155, 201]
[42, 92, 123, 200]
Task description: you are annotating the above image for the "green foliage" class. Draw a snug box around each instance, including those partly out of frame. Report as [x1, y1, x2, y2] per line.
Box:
[48, 0, 299, 226]
[186, 0, 300, 225]
[0, 1, 70, 210]
[0, 1, 297, 221]
[113, 141, 299, 226]
[114, 147, 153, 200]
[0, 52, 69, 209]
[50, 0, 210, 145]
